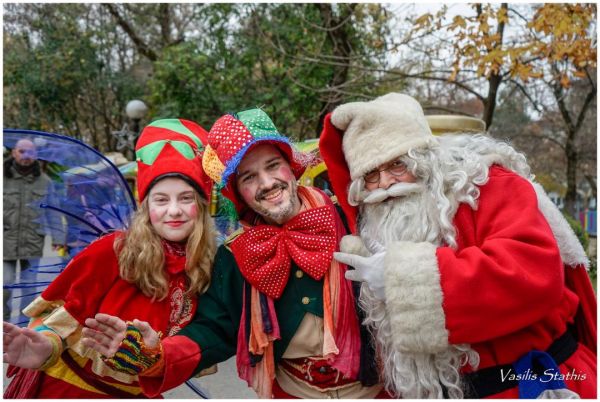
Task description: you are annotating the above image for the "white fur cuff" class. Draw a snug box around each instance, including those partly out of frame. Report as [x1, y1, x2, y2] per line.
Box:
[384, 241, 449, 353]
[340, 235, 369, 257]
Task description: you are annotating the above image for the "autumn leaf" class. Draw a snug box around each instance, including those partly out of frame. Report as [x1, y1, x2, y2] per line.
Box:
[414, 13, 433, 29]
[450, 15, 466, 30]
[559, 74, 571, 88]
[497, 6, 509, 24]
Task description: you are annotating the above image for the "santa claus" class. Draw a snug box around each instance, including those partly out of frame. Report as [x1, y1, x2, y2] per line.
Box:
[319, 93, 597, 398]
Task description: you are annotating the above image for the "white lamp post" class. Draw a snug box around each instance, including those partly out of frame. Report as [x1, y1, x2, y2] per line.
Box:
[125, 100, 148, 140]
[112, 99, 148, 160]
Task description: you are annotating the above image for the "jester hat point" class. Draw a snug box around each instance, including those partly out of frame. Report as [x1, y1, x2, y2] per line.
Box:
[202, 108, 305, 212]
[135, 118, 212, 200]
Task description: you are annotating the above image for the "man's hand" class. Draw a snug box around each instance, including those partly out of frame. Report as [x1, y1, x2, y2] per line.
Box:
[82, 313, 161, 375]
[334, 251, 386, 300]
[82, 313, 159, 357]
[3, 321, 53, 369]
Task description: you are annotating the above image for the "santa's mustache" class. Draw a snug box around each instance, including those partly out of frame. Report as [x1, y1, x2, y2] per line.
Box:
[256, 182, 288, 202]
[361, 182, 425, 204]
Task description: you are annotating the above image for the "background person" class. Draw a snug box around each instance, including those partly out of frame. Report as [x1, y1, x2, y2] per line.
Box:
[3, 138, 61, 322]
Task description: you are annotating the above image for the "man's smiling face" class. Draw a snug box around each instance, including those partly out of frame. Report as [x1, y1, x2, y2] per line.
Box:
[235, 143, 300, 225]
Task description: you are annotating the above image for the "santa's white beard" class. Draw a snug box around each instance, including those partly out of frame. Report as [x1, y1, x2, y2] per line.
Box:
[358, 182, 443, 248]
[358, 183, 479, 398]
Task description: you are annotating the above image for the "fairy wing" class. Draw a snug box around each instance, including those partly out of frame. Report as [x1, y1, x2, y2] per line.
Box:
[3, 129, 136, 325]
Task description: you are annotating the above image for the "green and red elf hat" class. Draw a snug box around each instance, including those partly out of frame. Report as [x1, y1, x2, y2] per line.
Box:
[202, 108, 306, 213]
[135, 118, 212, 201]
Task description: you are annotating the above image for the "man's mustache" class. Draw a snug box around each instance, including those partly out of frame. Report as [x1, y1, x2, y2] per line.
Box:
[256, 182, 288, 202]
[361, 182, 425, 204]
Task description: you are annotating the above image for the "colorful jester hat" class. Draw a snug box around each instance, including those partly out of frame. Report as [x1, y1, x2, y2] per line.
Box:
[135, 119, 212, 201]
[202, 108, 306, 212]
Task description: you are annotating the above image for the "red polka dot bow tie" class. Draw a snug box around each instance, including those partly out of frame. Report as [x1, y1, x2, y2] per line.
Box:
[230, 205, 338, 299]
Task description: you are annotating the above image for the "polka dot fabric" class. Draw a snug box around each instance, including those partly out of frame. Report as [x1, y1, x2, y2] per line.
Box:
[237, 109, 280, 138]
[229, 205, 337, 299]
[204, 108, 307, 212]
[208, 114, 254, 165]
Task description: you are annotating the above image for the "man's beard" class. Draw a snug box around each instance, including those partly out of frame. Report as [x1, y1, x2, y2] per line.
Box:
[253, 179, 299, 225]
[357, 182, 479, 398]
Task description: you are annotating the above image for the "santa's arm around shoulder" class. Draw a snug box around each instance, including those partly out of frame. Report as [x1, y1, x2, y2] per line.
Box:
[381, 168, 569, 352]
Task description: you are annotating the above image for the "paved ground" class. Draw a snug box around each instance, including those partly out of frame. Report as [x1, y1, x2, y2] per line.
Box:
[3, 236, 256, 398]
[4, 357, 256, 399]
[163, 357, 256, 399]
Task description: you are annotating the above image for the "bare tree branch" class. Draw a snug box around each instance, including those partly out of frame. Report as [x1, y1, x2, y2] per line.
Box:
[574, 87, 596, 133]
[103, 3, 158, 61]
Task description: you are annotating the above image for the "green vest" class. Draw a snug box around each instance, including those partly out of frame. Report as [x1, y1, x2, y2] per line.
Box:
[179, 244, 325, 374]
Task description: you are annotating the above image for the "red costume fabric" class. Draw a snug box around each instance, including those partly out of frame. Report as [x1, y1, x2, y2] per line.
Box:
[7, 232, 197, 398]
[385, 166, 596, 398]
[230, 204, 338, 299]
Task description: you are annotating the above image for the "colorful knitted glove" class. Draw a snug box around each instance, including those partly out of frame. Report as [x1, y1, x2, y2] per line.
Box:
[101, 322, 162, 375]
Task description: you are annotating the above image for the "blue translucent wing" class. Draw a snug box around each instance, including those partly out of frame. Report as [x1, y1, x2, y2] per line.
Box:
[4, 130, 214, 398]
[4, 129, 137, 325]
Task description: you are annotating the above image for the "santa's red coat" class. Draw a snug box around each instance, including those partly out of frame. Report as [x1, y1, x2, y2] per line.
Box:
[383, 166, 596, 398]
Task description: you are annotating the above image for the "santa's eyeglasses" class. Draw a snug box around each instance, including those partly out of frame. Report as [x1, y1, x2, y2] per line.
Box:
[364, 160, 409, 184]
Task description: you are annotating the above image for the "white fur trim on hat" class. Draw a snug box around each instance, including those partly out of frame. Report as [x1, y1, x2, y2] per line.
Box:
[331, 93, 437, 180]
[384, 241, 449, 353]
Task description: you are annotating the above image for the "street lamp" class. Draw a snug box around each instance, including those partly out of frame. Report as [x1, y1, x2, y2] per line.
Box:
[125, 100, 148, 139]
[112, 99, 148, 160]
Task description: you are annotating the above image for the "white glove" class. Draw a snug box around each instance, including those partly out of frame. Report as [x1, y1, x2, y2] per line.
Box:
[363, 237, 385, 255]
[334, 250, 386, 300]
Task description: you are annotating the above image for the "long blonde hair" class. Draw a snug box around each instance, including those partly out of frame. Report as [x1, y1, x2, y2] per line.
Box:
[115, 190, 216, 301]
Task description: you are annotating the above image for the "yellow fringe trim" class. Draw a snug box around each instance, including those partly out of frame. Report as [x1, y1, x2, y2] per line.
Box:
[23, 296, 137, 384]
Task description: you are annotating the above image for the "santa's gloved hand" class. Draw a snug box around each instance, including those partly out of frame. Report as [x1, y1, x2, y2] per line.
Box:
[334, 251, 386, 300]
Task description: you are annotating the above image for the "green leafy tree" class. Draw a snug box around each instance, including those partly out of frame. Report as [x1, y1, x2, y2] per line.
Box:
[147, 3, 391, 139]
[3, 4, 146, 151]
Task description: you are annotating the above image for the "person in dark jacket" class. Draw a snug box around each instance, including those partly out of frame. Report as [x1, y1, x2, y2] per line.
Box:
[3, 138, 57, 321]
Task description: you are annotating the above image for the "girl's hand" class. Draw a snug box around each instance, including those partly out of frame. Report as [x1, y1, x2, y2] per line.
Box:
[3, 321, 53, 369]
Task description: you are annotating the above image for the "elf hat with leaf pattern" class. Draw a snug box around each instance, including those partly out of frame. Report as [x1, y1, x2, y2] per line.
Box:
[202, 108, 306, 212]
[135, 118, 212, 200]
